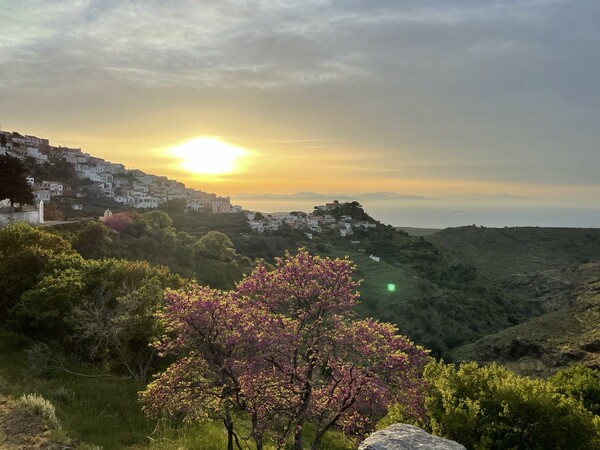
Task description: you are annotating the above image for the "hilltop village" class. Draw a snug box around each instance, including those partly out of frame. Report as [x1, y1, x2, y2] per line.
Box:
[0, 130, 239, 213]
[245, 202, 377, 237]
[0, 130, 378, 236]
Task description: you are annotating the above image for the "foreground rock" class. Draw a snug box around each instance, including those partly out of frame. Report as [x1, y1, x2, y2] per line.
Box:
[359, 424, 465, 450]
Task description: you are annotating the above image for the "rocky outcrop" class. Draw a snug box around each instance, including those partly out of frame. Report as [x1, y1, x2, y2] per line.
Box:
[359, 424, 465, 450]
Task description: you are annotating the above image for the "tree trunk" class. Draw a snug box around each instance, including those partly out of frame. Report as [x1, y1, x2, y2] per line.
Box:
[224, 404, 235, 450]
[252, 413, 264, 450]
[294, 376, 314, 450]
[294, 424, 304, 450]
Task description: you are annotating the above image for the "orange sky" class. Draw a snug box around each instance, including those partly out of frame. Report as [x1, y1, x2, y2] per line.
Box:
[7, 121, 598, 205]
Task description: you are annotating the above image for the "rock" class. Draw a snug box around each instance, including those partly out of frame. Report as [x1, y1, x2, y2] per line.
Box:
[358, 424, 465, 450]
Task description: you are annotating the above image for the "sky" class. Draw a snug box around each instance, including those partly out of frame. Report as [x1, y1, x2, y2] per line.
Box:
[1, 0, 599, 226]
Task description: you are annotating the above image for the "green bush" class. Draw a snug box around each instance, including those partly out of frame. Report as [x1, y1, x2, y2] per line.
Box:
[550, 364, 600, 416]
[382, 361, 600, 450]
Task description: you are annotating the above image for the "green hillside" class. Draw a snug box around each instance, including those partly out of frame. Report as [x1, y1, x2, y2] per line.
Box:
[396, 226, 442, 236]
[427, 226, 600, 279]
[321, 227, 535, 357]
[452, 262, 600, 376]
[51, 207, 534, 357]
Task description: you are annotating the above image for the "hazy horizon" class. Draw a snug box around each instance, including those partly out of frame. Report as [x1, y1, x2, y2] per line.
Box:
[234, 193, 600, 229]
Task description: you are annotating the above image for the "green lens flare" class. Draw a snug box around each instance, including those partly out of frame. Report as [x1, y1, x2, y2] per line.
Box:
[387, 283, 396, 292]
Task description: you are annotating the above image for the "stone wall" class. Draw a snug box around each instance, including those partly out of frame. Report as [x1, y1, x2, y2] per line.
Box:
[0, 210, 40, 227]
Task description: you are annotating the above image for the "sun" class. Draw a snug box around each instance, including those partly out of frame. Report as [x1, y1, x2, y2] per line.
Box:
[169, 137, 248, 175]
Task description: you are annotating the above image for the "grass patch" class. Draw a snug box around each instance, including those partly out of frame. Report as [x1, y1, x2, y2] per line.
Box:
[0, 328, 359, 449]
[139, 419, 355, 450]
[0, 328, 151, 449]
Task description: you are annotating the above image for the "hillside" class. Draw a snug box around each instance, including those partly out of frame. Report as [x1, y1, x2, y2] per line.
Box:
[396, 227, 442, 236]
[452, 262, 600, 376]
[311, 226, 536, 357]
[49, 205, 533, 358]
[427, 226, 600, 279]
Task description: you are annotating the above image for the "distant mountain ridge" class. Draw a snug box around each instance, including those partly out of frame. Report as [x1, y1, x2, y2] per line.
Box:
[234, 191, 431, 201]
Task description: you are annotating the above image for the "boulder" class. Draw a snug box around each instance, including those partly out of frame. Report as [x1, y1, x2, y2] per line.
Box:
[359, 424, 465, 450]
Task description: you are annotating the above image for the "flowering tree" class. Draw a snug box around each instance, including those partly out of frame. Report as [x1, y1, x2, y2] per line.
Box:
[102, 212, 133, 233]
[141, 250, 428, 450]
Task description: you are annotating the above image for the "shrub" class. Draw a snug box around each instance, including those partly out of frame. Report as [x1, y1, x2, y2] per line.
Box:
[52, 386, 77, 404]
[382, 361, 600, 450]
[550, 364, 600, 416]
[19, 393, 61, 429]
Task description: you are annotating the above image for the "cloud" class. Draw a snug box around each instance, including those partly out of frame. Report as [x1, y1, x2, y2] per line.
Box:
[0, 0, 583, 91]
[1, 0, 599, 191]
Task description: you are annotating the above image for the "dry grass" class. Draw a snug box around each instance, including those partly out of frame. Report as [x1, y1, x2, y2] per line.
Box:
[0, 395, 68, 450]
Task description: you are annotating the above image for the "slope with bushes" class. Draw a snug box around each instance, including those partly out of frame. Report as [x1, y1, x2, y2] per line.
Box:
[427, 226, 600, 279]
[322, 225, 535, 357]
[452, 262, 600, 376]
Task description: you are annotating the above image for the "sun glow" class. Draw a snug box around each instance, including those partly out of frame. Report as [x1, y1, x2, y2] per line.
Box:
[169, 137, 248, 175]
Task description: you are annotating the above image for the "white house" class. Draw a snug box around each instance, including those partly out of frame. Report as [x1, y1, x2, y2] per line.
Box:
[187, 200, 204, 212]
[36, 180, 63, 197]
[249, 221, 265, 233]
[340, 228, 353, 237]
[113, 196, 131, 204]
[132, 196, 160, 209]
[34, 190, 51, 202]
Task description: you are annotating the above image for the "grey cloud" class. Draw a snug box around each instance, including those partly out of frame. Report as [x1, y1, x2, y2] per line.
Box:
[2, 0, 581, 91]
[1, 0, 599, 187]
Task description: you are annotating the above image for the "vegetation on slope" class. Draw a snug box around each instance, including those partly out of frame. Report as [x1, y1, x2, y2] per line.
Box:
[323, 225, 535, 357]
[428, 226, 600, 373]
[56, 210, 254, 290]
[50, 205, 533, 357]
[452, 262, 600, 376]
[1, 212, 599, 448]
[381, 361, 600, 450]
[0, 224, 356, 449]
[427, 226, 600, 279]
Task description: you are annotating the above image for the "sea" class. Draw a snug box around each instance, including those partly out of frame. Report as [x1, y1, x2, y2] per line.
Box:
[232, 197, 600, 229]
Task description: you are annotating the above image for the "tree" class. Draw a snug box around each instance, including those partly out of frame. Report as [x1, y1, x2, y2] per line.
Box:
[0, 134, 7, 147]
[11, 267, 86, 336]
[72, 221, 112, 259]
[141, 285, 263, 449]
[158, 198, 187, 214]
[196, 231, 236, 261]
[0, 154, 34, 210]
[66, 259, 183, 380]
[142, 210, 174, 231]
[141, 250, 428, 450]
[0, 223, 77, 322]
[70, 277, 170, 380]
[102, 212, 133, 233]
